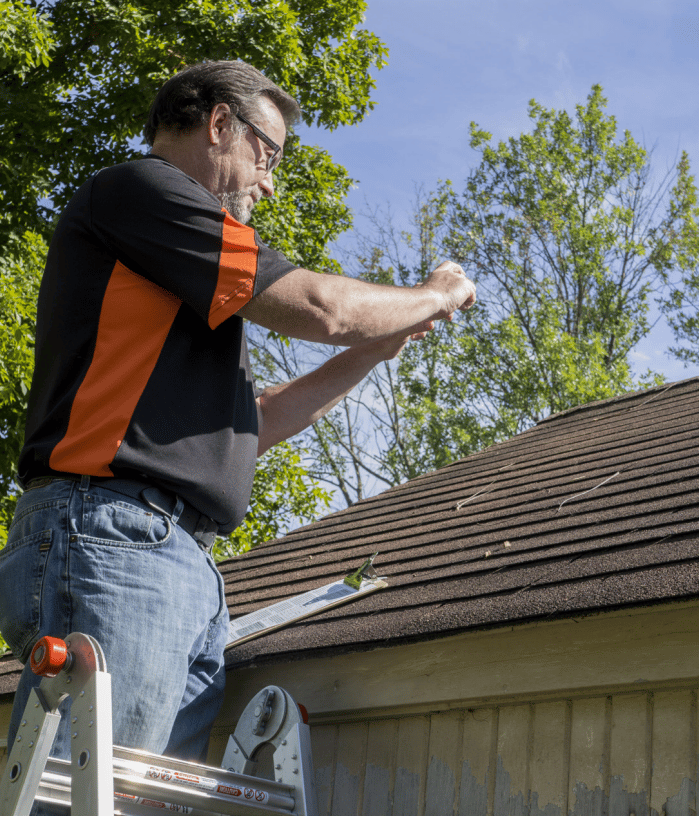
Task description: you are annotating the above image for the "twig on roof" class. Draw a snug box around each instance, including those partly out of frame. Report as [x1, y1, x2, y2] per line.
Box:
[557, 471, 621, 513]
[454, 462, 521, 511]
[628, 381, 677, 410]
[455, 480, 498, 510]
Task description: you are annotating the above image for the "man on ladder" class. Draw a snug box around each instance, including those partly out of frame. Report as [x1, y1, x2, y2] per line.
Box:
[0, 60, 476, 814]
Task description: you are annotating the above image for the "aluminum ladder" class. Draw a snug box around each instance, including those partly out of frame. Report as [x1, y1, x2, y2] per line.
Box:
[0, 633, 318, 815]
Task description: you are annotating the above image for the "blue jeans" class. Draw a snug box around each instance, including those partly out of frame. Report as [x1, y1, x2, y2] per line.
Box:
[0, 477, 229, 812]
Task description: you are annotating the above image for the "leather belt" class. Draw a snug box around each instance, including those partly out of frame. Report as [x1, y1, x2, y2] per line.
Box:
[25, 474, 219, 551]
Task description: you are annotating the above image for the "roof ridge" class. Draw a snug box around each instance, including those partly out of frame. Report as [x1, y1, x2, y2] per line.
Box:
[536, 375, 699, 425]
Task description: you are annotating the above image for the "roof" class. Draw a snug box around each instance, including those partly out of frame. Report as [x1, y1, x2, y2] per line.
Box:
[219, 375, 699, 670]
[2, 376, 698, 694]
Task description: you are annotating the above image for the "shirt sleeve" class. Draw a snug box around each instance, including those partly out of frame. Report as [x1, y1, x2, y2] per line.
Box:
[88, 156, 297, 329]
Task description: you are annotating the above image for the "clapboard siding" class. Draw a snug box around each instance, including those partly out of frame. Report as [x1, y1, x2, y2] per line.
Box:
[304, 690, 697, 816]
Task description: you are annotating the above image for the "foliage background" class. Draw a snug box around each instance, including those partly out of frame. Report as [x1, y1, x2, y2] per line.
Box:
[252, 87, 699, 504]
[0, 0, 388, 537]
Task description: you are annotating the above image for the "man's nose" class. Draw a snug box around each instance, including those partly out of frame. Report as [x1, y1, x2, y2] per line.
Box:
[259, 173, 274, 198]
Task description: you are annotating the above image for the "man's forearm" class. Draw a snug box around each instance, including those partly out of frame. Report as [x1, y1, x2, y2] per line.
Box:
[239, 262, 476, 346]
[256, 342, 397, 456]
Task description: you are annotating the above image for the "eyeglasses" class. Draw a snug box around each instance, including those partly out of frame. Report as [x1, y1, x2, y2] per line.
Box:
[235, 112, 282, 173]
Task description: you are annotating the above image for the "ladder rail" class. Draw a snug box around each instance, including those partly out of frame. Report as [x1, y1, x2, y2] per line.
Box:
[39, 761, 294, 815]
[0, 633, 114, 816]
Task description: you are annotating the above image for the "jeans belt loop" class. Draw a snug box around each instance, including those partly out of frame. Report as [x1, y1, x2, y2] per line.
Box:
[171, 496, 185, 526]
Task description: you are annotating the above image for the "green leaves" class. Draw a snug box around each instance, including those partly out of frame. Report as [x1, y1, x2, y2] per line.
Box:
[0, 230, 45, 545]
[251, 137, 353, 272]
[0, 227, 44, 654]
[0, 1, 54, 77]
[0, 0, 387, 248]
[658, 152, 699, 365]
[451, 86, 665, 359]
[213, 441, 331, 560]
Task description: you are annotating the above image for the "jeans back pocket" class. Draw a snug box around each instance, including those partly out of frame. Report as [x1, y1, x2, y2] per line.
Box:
[0, 529, 53, 662]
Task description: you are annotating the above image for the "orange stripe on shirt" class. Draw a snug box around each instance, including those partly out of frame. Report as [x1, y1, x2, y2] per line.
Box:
[208, 211, 259, 329]
[49, 261, 181, 477]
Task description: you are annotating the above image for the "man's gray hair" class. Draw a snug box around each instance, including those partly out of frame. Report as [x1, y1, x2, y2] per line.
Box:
[144, 60, 301, 146]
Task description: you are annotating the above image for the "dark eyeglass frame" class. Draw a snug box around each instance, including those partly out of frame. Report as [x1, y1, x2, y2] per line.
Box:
[235, 112, 282, 173]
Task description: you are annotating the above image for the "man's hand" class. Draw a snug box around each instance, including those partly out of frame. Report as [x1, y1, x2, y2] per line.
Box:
[419, 261, 477, 319]
[254, 267, 476, 455]
[351, 331, 413, 363]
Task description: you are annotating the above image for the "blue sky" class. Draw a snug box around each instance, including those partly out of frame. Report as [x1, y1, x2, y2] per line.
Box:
[299, 0, 699, 383]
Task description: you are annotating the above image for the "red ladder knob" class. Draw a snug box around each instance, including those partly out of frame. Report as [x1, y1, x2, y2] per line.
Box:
[30, 636, 69, 677]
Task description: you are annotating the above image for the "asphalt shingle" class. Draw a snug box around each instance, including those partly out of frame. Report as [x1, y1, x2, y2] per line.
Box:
[220, 377, 699, 669]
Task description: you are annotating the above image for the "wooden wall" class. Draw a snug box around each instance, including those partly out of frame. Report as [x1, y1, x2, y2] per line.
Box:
[0, 601, 697, 815]
[303, 688, 697, 816]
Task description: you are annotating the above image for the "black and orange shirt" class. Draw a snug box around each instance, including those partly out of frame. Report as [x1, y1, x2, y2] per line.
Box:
[19, 155, 297, 533]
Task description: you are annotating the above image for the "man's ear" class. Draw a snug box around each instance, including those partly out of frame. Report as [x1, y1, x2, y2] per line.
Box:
[207, 102, 231, 145]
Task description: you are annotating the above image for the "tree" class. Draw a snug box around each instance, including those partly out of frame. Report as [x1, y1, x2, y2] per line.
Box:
[1, 0, 386, 248]
[260, 85, 698, 503]
[0, 0, 389, 539]
[658, 153, 699, 365]
[0, 231, 45, 544]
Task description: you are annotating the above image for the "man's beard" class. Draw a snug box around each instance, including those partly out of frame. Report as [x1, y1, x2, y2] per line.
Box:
[219, 190, 254, 225]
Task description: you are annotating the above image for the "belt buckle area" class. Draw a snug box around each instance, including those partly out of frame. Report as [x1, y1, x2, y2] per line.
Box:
[194, 517, 218, 551]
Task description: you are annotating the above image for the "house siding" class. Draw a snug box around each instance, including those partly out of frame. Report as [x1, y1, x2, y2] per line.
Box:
[4, 690, 692, 815]
[303, 689, 697, 816]
[1, 602, 697, 814]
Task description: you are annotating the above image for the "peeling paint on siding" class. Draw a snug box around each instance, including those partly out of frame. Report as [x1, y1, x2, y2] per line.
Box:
[425, 755, 457, 816]
[323, 764, 696, 816]
[393, 767, 421, 816]
[608, 777, 650, 816]
[570, 781, 606, 816]
[662, 776, 696, 816]
[458, 759, 488, 816]
[494, 755, 528, 816]
[363, 763, 391, 815]
[301, 688, 699, 816]
[490, 772, 696, 816]
[531, 792, 564, 816]
[332, 763, 361, 816]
